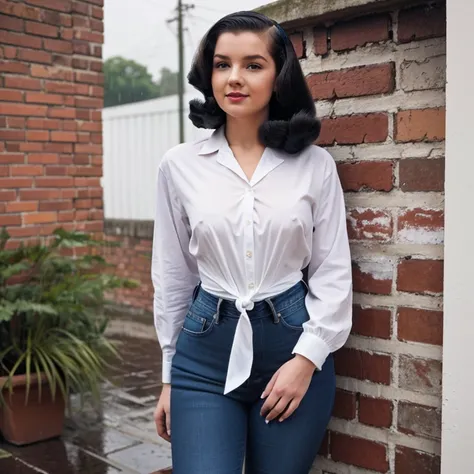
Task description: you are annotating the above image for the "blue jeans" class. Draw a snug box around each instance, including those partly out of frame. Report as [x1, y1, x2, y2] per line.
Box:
[170, 281, 335, 474]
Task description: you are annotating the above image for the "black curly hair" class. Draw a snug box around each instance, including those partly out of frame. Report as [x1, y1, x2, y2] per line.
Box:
[187, 11, 321, 155]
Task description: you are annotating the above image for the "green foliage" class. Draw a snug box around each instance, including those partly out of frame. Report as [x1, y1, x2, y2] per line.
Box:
[0, 228, 139, 407]
[104, 56, 179, 107]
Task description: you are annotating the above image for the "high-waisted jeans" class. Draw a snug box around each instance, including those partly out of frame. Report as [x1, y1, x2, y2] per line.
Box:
[170, 281, 336, 474]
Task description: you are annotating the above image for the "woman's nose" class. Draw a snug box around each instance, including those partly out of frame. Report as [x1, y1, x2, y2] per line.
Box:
[228, 66, 243, 85]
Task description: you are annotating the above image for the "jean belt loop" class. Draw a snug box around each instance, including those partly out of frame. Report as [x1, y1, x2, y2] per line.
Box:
[264, 297, 280, 324]
[192, 282, 201, 303]
[215, 298, 223, 324]
[301, 279, 309, 293]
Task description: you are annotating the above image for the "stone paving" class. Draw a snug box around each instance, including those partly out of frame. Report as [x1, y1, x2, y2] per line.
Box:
[0, 321, 173, 474]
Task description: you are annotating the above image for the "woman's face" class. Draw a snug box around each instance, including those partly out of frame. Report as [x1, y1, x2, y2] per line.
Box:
[211, 30, 277, 121]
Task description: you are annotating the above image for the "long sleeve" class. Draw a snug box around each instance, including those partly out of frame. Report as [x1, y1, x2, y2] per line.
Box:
[151, 164, 199, 384]
[292, 153, 353, 370]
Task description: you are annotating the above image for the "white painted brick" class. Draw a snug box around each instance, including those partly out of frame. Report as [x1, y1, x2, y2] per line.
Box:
[316, 89, 445, 118]
[350, 242, 444, 260]
[400, 55, 446, 92]
[345, 191, 444, 209]
[327, 142, 445, 162]
[353, 293, 443, 311]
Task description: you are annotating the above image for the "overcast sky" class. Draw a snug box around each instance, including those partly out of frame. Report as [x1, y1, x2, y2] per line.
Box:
[104, 0, 268, 82]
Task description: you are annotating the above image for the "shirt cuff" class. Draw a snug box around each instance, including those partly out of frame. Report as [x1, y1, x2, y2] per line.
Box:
[292, 331, 331, 371]
[162, 359, 172, 384]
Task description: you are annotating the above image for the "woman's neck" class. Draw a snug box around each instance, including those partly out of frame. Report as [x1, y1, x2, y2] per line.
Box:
[224, 112, 267, 151]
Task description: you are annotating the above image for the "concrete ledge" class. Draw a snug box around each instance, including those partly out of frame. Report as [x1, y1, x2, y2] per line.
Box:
[104, 219, 154, 239]
[256, 0, 430, 28]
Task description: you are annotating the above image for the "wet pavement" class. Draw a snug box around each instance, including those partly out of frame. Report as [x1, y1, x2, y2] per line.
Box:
[0, 327, 173, 474]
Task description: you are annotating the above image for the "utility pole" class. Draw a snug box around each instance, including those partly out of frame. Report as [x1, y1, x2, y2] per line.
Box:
[167, 1, 194, 144]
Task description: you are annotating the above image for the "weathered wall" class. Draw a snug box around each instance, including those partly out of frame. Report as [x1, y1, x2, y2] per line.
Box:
[0, 1, 104, 249]
[276, 2, 445, 473]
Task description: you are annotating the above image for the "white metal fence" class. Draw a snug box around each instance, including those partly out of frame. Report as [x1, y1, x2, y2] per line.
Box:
[102, 93, 211, 220]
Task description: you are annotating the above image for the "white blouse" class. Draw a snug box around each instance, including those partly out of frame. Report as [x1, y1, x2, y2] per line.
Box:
[151, 126, 352, 395]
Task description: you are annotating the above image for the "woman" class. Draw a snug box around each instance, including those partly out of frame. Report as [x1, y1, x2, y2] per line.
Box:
[151, 11, 352, 474]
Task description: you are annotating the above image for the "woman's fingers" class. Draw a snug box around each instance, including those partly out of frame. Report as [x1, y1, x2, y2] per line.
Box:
[278, 398, 300, 422]
[154, 403, 171, 442]
[264, 396, 291, 423]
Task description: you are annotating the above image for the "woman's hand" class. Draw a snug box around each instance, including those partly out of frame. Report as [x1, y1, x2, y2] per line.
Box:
[260, 355, 316, 423]
[154, 383, 171, 442]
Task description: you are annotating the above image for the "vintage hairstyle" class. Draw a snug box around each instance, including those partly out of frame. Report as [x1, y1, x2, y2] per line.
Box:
[187, 11, 321, 154]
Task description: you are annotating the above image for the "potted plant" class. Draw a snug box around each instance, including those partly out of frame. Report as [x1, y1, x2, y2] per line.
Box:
[0, 227, 138, 445]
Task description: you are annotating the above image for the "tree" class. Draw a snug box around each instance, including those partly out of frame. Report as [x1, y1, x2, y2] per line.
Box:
[104, 56, 160, 107]
[158, 67, 178, 97]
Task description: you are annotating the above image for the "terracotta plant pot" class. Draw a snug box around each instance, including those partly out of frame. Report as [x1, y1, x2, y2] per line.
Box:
[0, 373, 65, 445]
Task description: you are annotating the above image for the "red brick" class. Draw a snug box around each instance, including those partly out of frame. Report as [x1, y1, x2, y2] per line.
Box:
[0, 166, 9, 177]
[398, 5, 446, 44]
[399, 158, 445, 192]
[74, 144, 102, 154]
[75, 97, 102, 109]
[27, 153, 59, 164]
[51, 131, 77, 142]
[333, 389, 356, 420]
[0, 130, 25, 141]
[3, 45, 18, 59]
[331, 433, 389, 472]
[318, 114, 388, 145]
[35, 177, 74, 187]
[23, 211, 57, 224]
[91, 6, 103, 19]
[26, 118, 61, 130]
[75, 71, 101, 84]
[0, 89, 23, 102]
[359, 397, 392, 428]
[347, 209, 393, 241]
[352, 262, 392, 295]
[78, 121, 101, 132]
[399, 356, 442, 396]
[25, 0, 72, 13]
[398, 307, 443, 345]
[31, 65, 73, 81]
[19, 142, 44, 152]
[25, 20, 58, 38]
[44, 81, 75, 95]
[289, 31, 304, 58]
[48, 107, 76, 119]
[313, 27, 328, 56]
[335, 348, 391, 385]
[11, 165, 43, 176]
[0, 177, 34, 188]
[337, 161, 393, 192]
[0, 2, 41, 20]
[43, 38, 73, 54]
[90, 17, 103, 32]
[0, 190, 16, 201]
[39, 200, 73, 211]
[20, 189, 61, 200]
[0, 30, 42, 49]
[0, 14, 25, 32]
[395, 446, 441, 474]
[0, 154, 24, 164]
[352, 305, 391, 339]
[45, 166, 68, 176]
[398, 402, 441, 439]
[18, 48, 52, 64]
[4, 76, 42, 91]
[7, 117, 25, 128]
[331, 14, 391, 51]
[74, 29, 103, 44]
[0, 214, 22, 226]
[396, 108, 445, 142]
[308, 63, 395, 100]
[44, 142, 73, 153]
[26, 92, 63, 105]
[0, 61, 29, 74]
[397, 259, 443, 294]
[26, 131, 50, 142]
[6, 201, 38, 213]
[397, 208, 444, 244]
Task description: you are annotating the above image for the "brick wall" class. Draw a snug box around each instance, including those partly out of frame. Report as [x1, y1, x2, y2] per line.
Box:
[288, 3, 445, 473]
[0, 1, 104, 249]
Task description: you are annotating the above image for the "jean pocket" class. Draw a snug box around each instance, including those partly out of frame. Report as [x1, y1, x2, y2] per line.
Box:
[279, 303, 309, 332]
[182, 310, 216, 337]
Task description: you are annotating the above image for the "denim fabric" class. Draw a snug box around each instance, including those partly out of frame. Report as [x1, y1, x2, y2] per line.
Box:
[170, 281, 335, 474]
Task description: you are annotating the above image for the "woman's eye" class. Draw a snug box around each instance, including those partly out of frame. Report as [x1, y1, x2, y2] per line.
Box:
[248, 64, 262, 70]
[214, 62, 228, 69]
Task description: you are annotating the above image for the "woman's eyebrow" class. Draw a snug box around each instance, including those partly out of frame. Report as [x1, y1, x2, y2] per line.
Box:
[213, 54, 268, 63]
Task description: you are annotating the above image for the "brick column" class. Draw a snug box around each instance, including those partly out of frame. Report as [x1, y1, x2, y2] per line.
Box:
[0, 0, 104, 249]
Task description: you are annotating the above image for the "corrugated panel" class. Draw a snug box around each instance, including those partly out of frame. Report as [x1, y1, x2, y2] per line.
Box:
[102, 93, 211, 220]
